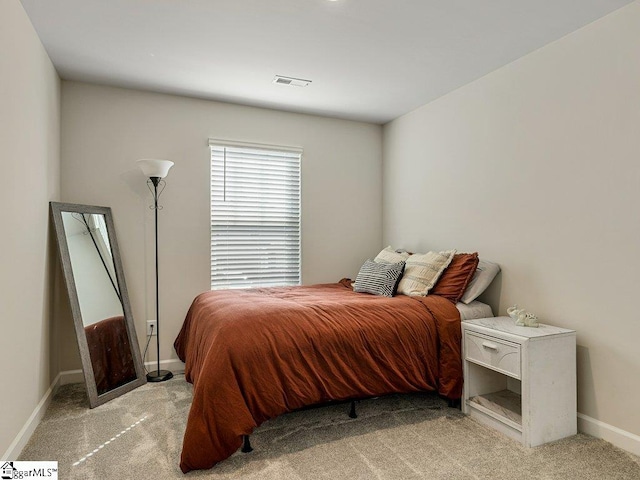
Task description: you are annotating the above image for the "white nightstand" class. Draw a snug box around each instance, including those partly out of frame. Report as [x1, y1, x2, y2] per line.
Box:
[462, 317, 576, 447]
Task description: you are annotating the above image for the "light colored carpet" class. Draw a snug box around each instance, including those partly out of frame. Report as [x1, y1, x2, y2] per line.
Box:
[19, 375, 640, 479]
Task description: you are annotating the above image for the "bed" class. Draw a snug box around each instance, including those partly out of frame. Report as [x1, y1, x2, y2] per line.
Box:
[173, 277, 486, 473]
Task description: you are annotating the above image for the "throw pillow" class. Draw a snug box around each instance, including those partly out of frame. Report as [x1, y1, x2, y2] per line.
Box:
[431, 252, 479, 303]
[397, 250, 456, 296]
[374, 246, 410, 264]
[353, 259, 405, 297]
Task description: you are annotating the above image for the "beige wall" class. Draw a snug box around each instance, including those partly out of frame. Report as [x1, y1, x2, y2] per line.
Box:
[60, 82, 382, 368]
[0, 0, 60, 457]
[383, 2, 640, 436]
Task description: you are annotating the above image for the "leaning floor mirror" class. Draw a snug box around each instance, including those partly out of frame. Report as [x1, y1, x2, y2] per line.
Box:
[50, 202, 146, 407]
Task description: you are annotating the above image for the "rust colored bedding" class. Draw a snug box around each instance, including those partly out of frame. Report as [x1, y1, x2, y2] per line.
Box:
[174, 280, 462, 473]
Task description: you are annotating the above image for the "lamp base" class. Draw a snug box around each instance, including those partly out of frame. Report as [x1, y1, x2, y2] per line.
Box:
[146, 370, 174, 382]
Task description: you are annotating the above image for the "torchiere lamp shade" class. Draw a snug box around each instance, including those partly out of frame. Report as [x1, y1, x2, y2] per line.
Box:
[137, 159, 174, 179]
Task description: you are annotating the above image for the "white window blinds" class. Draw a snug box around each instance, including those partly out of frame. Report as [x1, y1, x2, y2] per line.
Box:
[210, 141, 301, 290]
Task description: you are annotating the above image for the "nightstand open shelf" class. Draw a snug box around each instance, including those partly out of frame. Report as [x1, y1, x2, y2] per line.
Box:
[462, 317, 576, 447]
[469, 389, 522, 429]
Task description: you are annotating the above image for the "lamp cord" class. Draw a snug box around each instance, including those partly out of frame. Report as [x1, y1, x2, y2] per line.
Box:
[142, 324, 154, 375]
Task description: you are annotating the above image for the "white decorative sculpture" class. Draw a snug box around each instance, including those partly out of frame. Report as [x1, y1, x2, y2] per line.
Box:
[507, 304, 539, 327]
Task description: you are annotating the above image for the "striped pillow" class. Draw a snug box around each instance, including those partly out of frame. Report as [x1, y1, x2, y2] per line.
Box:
[354, 260, 405, 297]
[397, 250, 456, 296]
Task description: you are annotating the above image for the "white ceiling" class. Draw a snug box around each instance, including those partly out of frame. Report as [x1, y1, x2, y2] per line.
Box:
[20, 0, 632, 124]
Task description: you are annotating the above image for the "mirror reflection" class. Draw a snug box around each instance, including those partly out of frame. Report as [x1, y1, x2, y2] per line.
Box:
[51, 203, 146, 406]
[61, 212, 122, 325]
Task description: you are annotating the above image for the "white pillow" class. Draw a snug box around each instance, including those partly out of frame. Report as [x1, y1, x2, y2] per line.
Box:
[397, 250, 456, 296]
[374, 246, 410, 264]
[460, 260, 501, 304]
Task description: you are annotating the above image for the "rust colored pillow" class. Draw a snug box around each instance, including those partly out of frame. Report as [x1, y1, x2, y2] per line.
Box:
[431, 252, 479, 303]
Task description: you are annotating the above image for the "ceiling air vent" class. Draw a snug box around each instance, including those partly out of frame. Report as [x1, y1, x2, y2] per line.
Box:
[273, 75, 312, 87]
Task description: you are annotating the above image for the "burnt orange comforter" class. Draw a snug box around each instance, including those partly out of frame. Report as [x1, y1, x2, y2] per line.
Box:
[174, 280, 462, 473]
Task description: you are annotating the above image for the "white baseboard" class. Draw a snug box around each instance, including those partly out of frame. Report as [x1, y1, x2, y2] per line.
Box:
[1, 373, 62, 461]
[61, 360, 186, 384]
[59, 369, 83, 386]
[60, 359, 186, 385]
[58, 360, 186, 385]
[578, 413, 640, 457]
[144, 358, 185, 375]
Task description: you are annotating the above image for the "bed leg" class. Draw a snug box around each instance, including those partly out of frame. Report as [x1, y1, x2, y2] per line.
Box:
[348, 400, 358, 419]
[241, 435, 253, 453]
[447, 398, 461, 409]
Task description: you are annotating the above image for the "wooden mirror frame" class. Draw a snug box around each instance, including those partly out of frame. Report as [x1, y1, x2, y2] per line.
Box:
[50, 202, 146, 407]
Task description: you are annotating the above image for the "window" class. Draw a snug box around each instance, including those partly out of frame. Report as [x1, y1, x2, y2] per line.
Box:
[210, 140, 301, 289]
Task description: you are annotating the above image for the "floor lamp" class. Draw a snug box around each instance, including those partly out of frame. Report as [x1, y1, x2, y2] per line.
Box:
[137, 158, 174, 382]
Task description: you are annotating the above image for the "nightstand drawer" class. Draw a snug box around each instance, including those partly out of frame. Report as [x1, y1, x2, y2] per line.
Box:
[465, 331, 521, 378]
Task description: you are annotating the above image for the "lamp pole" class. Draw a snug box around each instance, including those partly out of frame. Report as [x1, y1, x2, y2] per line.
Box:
[147, 176, 173, 382]
[137, 158, 174, 383]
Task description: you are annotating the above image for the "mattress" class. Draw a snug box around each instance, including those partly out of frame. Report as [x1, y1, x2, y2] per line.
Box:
[456, 300, 494, 320]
